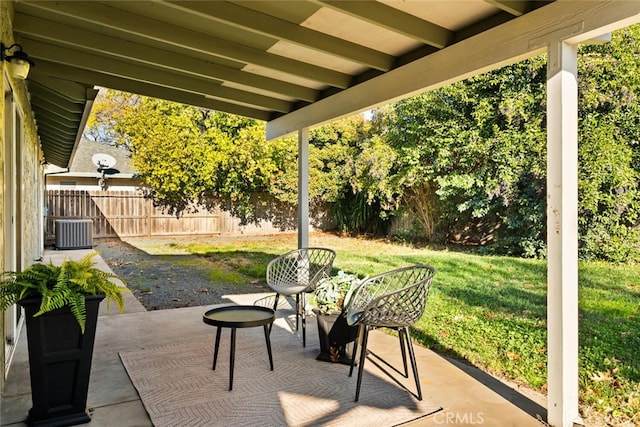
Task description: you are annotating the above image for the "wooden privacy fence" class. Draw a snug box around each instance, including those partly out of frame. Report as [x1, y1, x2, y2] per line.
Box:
[46, 190, 296, 243]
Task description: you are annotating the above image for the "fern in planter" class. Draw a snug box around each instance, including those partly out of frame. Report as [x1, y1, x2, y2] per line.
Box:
[0, 252, 128, 333]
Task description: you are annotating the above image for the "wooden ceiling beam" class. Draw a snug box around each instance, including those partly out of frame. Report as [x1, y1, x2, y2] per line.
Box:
[19, 1, 352, 88]
[21, 38, 292, 113]
[485, 0, 532, 17]
[314, 0, 453, 49]
[31, 60, 274, 121]
[158, 0, 394, 71]
[15, 13, 319, 103]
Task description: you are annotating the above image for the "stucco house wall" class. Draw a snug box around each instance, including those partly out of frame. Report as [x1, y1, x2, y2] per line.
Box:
[1, 0, 47, 390]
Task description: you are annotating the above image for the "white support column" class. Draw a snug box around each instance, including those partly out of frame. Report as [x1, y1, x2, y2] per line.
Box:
[297, 128, 309, 249]
[546, 40, 581, 427]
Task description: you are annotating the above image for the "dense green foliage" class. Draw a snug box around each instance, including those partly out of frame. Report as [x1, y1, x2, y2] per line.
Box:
[368, 58, 548, 255]
[352, 25, 640, 261]
[309, 118, 391, 233]
[359, 24, 640, 261]
[577, 28, 640, 262]
[86, 24, 640, 262]
[90, 91, 298, 220]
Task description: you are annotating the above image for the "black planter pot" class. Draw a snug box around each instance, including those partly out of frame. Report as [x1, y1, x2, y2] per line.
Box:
[19, 294, 105, 427]
[313, 309, 359, 365]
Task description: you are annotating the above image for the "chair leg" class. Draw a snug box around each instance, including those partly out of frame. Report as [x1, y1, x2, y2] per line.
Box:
[354, 325, 369, 402]
[398, 328, 408, 378]
[300, 292, 309, 347]
[403, 327, 422, 401]
[349, 324, 364, 377]
[269, 293, 280, 335]
[295, 294, 300, 331]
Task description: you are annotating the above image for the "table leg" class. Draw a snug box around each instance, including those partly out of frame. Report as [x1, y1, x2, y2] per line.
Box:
[229, 327, 236, 391]
[213, 326, 222, 370]
[263, 324, 274, 370]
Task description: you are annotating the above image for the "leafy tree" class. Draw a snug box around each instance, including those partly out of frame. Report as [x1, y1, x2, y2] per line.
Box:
[87, 91, 299, 221]
[85, 90, 371, 228]
[367, 57, 548, 255]
[84, 90, 138, 145]
[308, 117, 389, 233]
[362, 24, 640, 262]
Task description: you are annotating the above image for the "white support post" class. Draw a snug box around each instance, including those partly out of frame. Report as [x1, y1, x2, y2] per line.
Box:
[546, 40, 581, 427]
[297, 128, 309, 249]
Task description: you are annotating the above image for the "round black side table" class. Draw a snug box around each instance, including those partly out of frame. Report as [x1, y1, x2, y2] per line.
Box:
[202, 305, 276, 390]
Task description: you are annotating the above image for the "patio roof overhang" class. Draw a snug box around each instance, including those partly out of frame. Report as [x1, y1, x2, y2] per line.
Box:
[5, 0, 566, 168]
[13, 1, 638, 165]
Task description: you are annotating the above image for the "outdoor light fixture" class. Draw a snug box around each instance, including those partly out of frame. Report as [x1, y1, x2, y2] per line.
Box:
[1, 43, 35, 80]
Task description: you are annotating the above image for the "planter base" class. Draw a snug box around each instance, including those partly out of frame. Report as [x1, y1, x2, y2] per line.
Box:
[19, 295, 104, 427]
[27, 409, 91, 427]
[316, 346, 356, 365]
[314, 310, 358, 365]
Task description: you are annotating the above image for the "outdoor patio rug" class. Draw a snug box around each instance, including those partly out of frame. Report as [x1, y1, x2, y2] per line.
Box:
[119, 323, 442, 426]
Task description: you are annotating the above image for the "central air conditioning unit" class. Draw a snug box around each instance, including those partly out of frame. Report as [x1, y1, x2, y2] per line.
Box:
[55, 219, 93, 250]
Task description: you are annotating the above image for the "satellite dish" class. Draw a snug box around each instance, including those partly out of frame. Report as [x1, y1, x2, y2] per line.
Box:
[92, 153, 117, 170]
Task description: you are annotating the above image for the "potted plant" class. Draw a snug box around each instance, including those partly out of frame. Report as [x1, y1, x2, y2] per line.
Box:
[0, 251, 128, 427]
[310, 270, 364, 364]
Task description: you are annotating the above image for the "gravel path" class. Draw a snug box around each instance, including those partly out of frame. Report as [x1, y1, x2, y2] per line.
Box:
[94, 239, 270, 311]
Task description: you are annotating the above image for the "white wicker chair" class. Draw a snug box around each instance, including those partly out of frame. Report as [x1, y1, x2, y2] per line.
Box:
[346, 265, 436, 401]
[266, 248, 336, 347]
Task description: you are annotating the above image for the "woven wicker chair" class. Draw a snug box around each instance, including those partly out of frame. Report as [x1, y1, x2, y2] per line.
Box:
[266, 248, 336, 347]
[346, 265, 436, 402]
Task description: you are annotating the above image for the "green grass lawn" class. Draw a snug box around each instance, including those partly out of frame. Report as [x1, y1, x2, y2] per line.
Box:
[130, 232, 640, 424]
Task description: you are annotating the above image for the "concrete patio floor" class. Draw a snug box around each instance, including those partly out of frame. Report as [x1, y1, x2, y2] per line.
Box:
[1, 249, 547, 426]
